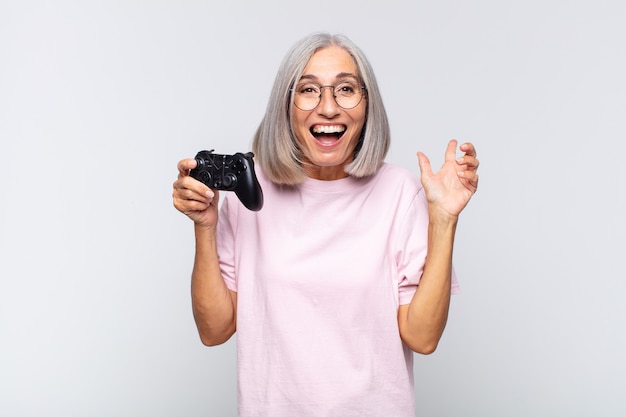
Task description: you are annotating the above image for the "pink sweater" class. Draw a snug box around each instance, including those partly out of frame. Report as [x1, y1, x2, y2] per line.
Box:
[217, 163, 459, 416]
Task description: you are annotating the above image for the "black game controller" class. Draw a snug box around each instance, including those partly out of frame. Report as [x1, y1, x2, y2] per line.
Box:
[189, 150, 263, 211]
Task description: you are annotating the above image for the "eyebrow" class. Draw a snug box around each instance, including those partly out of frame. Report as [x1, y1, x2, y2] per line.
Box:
[298, 72, 360, 83]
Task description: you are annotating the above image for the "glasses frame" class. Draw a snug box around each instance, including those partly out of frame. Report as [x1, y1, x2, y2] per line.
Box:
[291, 83, 367, 111]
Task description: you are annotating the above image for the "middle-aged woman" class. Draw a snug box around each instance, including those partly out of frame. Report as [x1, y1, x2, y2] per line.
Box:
[173, 32, 479, 417]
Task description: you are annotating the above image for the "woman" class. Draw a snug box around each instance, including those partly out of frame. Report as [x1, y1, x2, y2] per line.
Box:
[173, 32, 478, 416]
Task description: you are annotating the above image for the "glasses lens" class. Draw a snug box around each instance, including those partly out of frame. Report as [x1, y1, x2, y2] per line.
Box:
[334, 82, 363, 109]
[293, 83, 320, 111]
[293, 83, 365, 111]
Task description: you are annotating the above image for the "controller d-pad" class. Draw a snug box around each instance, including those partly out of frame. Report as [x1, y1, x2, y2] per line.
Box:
[197, 170, 212, 185]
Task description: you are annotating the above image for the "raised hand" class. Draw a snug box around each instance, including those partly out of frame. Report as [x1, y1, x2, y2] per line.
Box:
[416, 139, 479, 220]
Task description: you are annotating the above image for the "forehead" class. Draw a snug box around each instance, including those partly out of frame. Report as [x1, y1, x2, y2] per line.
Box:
[301, 45, 359, 80]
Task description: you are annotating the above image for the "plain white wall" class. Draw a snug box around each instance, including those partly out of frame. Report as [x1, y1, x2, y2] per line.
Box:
[1, 1, 625, 416]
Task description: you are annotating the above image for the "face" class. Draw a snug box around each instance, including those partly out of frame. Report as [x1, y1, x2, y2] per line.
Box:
[290, 45, 367, 180]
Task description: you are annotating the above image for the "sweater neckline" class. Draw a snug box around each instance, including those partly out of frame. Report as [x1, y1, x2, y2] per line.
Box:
[299, 164, 386, 193]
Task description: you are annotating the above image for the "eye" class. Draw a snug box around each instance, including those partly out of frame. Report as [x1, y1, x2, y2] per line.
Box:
[335, 82, 357, 96]
[297, 84, 320, 96]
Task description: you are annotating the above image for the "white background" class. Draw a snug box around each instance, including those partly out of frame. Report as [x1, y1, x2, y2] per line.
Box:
[1, 1, 625, 416]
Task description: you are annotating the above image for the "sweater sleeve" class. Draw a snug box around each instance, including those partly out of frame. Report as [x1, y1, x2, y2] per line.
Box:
[216, 194, 239, 292]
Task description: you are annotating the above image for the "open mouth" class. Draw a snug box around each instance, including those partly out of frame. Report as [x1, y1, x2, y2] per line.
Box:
[310, 125, 346, 145]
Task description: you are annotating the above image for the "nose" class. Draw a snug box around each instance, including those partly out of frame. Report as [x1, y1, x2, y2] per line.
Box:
[317, 86, 340, 117]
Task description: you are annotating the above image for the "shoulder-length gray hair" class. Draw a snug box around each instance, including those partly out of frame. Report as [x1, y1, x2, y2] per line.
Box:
[252, 32, 390, 185]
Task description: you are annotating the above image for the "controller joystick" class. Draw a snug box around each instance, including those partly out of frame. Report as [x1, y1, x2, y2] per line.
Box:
[189, 150, 264, 211]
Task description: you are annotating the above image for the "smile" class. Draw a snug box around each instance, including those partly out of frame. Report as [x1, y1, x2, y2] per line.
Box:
[310, 125, 346, 145]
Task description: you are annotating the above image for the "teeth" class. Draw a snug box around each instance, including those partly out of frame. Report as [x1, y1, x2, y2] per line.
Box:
[312, 125, 345, 134]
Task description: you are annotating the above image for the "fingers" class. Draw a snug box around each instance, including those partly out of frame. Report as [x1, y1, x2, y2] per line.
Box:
[174, 177, 213, 198]
[456, 141, 479, 171]
[173, 157, 216, 212]
[459, 141, 477, 158]
[456, 141, 479, 191]
[174, 157, 213, 202]
[418, 139, 479, 190]
[177, 158, 198, 179]
[173, 177, 218, 216]
[456, 155, 479, 170]
[419, 139, 478, 171]
[174, 175, 214, 202]
[457, 169, 479, 188]
[444, 139, 459, 162]
[416, 151, 432, 177]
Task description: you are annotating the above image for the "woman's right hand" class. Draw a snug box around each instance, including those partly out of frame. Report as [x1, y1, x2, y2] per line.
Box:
[172, 158, 220, 229]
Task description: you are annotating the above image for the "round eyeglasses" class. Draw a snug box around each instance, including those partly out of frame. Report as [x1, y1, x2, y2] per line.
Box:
[292, 81, 367, 111]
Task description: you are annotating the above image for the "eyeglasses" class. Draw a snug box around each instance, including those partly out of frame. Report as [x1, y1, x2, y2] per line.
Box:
[292, 81, 367, 111]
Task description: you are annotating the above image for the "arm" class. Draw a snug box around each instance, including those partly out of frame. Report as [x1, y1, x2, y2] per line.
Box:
[173, 158, 237, 346]
[398, 140, 479, 354]
[191, 224, 237, 346]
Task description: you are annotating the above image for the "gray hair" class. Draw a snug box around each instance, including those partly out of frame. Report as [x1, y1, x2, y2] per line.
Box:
[252, 32, 390, 185]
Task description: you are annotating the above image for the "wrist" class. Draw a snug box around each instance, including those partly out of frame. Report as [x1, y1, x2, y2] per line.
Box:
[194, 222, 217, 239]
[428, 206, 459, 229]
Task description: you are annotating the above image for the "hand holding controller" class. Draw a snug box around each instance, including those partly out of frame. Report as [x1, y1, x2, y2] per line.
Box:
[189, 150, 263, 211]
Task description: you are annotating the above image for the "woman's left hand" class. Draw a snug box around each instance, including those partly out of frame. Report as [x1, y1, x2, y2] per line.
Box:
[417, 139, 479, 220]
